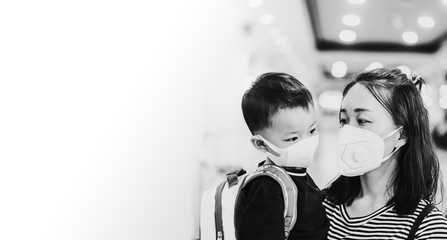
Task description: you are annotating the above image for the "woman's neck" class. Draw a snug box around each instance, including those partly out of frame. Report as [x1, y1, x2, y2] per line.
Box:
[360, 157, 396, 198]
[346, 158, 396, 217]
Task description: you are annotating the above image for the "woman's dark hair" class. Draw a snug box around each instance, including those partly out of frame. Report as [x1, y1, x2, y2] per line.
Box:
[324, 67, 442, 215]
[241, 72, 314, 135]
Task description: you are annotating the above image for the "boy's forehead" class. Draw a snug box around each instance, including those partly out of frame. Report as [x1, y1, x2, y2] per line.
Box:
[270, 107, 315, 133]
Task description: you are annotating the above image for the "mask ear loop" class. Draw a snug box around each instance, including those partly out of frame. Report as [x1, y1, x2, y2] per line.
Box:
[382, 147, 400, 162]
[254, 135, 282, 157]
[381, 126, 403, 162]
[382, 126, 403, 140]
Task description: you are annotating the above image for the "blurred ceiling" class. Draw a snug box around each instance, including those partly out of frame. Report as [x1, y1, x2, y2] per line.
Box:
[244, 0, 447, 94]
[306, 0, 447, 53]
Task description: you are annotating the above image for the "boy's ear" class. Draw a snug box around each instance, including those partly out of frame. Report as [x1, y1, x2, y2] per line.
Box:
[250, 135, 268, 153]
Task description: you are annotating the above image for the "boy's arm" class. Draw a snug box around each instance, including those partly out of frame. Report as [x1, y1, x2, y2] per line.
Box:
[237, 177, 285, 240]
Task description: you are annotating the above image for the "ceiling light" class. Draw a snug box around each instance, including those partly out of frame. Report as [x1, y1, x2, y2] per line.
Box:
[342, 15, 361, 26]
[247, 0, 263, 8]
[331, 61, 348, 78]
[402, 31, 418, 44]
[339, 30, 357, 43]
[396, 65, 411, 77]
[318, 90, 343, 110]
[418, 16, 435, 28]
[439, 96, 447, 109]
[259, 14, 274, 25]
[442, 0, 447, 5]
[348, 0, 367, 4]
[365, 62, 383, 71]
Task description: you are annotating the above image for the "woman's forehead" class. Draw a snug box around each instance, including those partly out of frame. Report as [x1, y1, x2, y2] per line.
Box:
[341, 84, 385, 112]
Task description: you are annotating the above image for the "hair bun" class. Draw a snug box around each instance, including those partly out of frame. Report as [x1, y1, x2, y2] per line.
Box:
[395, 66, 423, 91]
[410, 73, 423, 91]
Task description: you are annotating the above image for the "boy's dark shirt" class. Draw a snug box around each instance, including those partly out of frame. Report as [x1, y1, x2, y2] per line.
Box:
[234, 163, 329, 240]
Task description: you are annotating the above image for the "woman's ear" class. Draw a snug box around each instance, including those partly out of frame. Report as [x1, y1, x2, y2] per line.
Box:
[396, 138, 407, 148]
[250, 135, 268, 153]
[396, 129, 407, 148]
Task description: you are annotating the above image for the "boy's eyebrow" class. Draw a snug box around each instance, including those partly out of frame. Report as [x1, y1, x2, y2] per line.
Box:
[286, 130, 300, 135]
[285, 121, 317, 135]
[340, 108, 371, 113]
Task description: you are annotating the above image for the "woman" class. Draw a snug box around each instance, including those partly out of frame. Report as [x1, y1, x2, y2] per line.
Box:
[324, 68, 447, 239]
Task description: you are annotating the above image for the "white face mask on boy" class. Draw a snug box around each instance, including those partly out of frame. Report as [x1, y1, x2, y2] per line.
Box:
[337, 125, 403, 177]
[252, 135, 319, 168]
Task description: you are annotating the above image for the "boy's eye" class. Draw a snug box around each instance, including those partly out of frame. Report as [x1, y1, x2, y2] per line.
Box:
[339, 118, 347, 125]
[286, 137, 299, 142]
[310, 128, 317, 135]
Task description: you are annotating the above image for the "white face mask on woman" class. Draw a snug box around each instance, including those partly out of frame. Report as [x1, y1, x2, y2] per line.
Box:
[252, 135, 319, 168]
[337, 125, 403, 177]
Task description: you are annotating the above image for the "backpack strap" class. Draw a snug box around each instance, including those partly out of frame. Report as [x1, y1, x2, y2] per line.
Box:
[406, 203, 435, 240]
[214, 168, 249, 240]
[226, 168, 247, 187]
[214, 181, 226, 240]
[243, 165, 298, 239]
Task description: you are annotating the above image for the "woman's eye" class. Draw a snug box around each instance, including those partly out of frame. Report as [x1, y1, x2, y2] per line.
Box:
[310, 128, 317, 135]
[358, 119, 369, 125]
[339, 118, 347, 125]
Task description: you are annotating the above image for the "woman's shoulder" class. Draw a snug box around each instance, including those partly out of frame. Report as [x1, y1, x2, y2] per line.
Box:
[423, 207, 447, 222]
[415, 199, 444, 215]
[417, 200, 447, 237]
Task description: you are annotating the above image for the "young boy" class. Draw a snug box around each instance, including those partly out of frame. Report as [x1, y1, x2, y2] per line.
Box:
[234, 72, 329, 240]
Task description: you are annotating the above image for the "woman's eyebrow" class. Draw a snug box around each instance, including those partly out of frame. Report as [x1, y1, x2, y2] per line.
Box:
[354, 108, 371, 112]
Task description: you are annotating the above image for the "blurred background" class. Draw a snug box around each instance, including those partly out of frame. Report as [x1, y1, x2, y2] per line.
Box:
[2, 0, 447, 239]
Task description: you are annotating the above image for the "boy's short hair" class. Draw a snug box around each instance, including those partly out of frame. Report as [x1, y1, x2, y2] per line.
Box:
[241, 72, 314, 135]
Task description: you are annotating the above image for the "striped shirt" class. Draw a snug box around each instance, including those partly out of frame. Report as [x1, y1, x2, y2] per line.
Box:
[324, 199, 447, 239]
